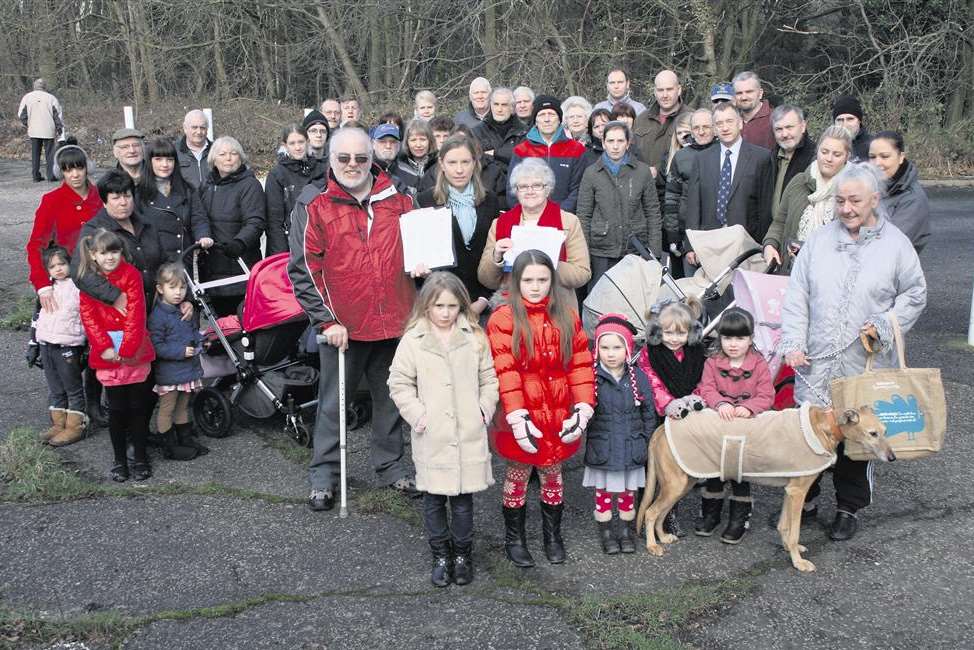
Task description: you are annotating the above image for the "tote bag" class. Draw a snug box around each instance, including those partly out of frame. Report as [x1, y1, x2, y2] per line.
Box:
[830, 314, 946, 461]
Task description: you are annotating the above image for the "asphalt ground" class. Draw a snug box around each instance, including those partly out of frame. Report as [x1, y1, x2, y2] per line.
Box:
[0, 159, 972, 649]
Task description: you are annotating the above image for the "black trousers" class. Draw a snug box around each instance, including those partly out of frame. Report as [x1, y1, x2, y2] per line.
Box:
[104, 380, 153, 465]
[40, 344, 85, 412]
[31, 137, 55, 180]
[806, 442, 872, 513]
[703, 477, 751, 500]
[423, 492, 474, 556]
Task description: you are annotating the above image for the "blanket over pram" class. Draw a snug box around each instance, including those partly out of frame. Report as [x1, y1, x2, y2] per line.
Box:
[663, 403, 836, 486]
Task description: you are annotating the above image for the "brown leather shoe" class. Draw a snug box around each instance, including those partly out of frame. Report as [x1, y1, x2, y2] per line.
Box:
[39, 408, 67, 442]
[49, 410, 87, 447]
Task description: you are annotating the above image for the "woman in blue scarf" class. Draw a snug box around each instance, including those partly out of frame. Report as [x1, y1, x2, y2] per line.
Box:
[417, 134, 501, 317]
[576, 121, 662, 291]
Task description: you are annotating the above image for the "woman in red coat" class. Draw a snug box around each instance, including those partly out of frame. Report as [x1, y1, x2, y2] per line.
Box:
[486, 250, 595, 567]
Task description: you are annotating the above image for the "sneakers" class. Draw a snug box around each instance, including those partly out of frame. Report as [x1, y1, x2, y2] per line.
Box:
[308, 488, 335, 511]
[391, 476, 422, 498]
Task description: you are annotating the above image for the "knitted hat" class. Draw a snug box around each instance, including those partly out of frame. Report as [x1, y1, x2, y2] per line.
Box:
[595, 313, 637, 359]
[831, 95, 864, 122]
[301, 109, 330, 132]
[532, 95, 563, 124]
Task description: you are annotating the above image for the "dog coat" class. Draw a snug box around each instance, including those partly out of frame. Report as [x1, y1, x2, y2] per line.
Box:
[663, 403, 836, 487]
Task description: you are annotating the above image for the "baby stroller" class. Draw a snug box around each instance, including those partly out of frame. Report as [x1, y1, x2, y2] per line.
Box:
[582, 227, 765, 343]
[183, 245, 320, 446]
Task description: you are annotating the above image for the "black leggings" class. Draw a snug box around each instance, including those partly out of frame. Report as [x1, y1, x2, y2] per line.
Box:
[105, 380, 153, 465]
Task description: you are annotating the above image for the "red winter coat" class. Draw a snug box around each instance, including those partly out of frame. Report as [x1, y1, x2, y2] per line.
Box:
[287, 169, 416, 341]
[78, 261, 155, 370]
[696, 349, 774, 415]
[486, 297, 595, 466]
[26, 182, 103, 291]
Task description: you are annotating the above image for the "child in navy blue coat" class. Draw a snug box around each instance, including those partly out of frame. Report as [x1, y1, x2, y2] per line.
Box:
[582, 314, 657, 555]
[148, 263, 207, 460]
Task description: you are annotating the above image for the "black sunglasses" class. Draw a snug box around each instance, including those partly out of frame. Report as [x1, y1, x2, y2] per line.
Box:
[335, 153, 370, 164]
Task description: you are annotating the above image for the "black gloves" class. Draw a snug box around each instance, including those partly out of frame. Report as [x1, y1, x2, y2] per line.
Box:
[218, 239, 247, 259]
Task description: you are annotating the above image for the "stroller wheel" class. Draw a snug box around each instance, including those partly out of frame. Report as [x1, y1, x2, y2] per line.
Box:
[293, 421, 312, 448]
[348, 400, 372, 430]
[193, 387, 233, 438]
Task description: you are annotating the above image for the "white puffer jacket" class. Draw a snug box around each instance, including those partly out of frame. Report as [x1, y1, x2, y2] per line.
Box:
[35, 279, 85, 346]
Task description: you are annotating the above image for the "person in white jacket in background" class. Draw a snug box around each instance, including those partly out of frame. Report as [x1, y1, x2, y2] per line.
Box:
[18, 78, 63, 182]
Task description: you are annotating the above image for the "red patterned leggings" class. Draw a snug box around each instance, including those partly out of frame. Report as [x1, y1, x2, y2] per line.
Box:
[503, 461, 563, 507]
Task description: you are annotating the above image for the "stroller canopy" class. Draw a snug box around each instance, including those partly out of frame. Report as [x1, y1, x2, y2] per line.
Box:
[665, 225, 766, 300]
[582, 253, 663, 342]
[730, 269, 791, 380]
[242, 253, 308, 332]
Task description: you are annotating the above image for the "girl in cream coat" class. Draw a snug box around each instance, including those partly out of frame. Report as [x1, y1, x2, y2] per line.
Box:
[388, 271, 499, 588]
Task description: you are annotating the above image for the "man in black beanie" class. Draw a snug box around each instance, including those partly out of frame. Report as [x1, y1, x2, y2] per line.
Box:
[831, 95, 871, 161]
[301, 110, 331, 160]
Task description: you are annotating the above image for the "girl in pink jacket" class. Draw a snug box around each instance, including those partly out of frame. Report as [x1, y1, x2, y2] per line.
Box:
[34, 246, 87, 446]
[695, 307, 774, 545]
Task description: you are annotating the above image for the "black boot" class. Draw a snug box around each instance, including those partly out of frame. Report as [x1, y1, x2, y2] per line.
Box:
[663, 502, 687, 538]
[599, 520, 620, 555]
[721, 499, 752, 544]
[695, 497, 724, 537]
[176, 422, 209, 456]
[829, 509, 859, 541]
[502, 506, 535, 568]
[618, 517, 636, 554]
[159, 428, 198, 461]
[452, 544, 473, 586]
[430, 541, 452, 588]
[540, 502, 566, 564]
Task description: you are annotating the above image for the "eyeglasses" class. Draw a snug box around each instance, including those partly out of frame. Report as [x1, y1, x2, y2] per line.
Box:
[335, 153, 370, 165]
[515, 183, 547, 192]
[307, 128, 327, 135]
[115, 143, 141, 150]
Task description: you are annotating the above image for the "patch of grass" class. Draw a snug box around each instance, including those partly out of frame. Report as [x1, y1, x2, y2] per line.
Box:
[354, 487, 422, 526]
[563, 578, 754, 650]
[0, 427, 101, 502]
[257, 429, 313, 466]
[0, 295, 35, 331]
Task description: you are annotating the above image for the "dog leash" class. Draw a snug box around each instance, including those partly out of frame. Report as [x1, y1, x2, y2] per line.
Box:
[788, 337, 861, 407]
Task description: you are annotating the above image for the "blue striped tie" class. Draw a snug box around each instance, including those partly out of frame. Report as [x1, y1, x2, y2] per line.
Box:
[715, 148, 732, 225]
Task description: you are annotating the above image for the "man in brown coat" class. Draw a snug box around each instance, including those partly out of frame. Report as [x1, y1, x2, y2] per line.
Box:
[734, 71, 775, 151]
[633, 70, 691, 176]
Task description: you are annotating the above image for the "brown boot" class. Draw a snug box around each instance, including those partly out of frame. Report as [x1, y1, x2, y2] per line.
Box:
[39, 408, 67, 442]
[49, 410, 87, 447]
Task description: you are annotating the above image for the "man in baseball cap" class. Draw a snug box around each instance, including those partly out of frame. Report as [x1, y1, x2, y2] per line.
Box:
[710, 83, 734, 106]
[371, 123, 405, 189]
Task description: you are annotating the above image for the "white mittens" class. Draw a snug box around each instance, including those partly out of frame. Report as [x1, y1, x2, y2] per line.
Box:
[560, 403, 594, 444]
[506, 409, 542, 454]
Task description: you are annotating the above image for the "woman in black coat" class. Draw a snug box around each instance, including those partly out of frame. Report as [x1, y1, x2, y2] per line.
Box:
[264, 124, 326, 255]
[200, 136, 266, 316]
[137, 137, 213, 259]
[416, 134, 500, 317]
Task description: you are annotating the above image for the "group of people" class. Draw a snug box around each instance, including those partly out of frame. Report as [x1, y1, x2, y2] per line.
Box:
[22, 65, 928, 587]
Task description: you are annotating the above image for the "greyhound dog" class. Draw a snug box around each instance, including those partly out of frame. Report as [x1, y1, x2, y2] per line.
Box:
[636, 405, 895, 572]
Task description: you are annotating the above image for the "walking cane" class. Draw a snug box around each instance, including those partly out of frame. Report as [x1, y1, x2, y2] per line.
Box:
[338, 346, 348, 518]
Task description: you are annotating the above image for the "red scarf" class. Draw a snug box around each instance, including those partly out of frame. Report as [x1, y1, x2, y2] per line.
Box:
[495, 200, 567, 261]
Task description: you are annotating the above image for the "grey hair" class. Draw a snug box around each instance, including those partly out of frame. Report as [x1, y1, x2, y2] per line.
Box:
[469, 77, 491, 92]
[732, 70, 762, 87]
[691, 108, 713, 124]
[328, 127, 372, 167]
[207, 136, 248, 168]
[561, 96, 593, 116]
[771, 104, 805, 125]
[33, 78, 46, 91]
[513, 86, 535, 102]
[414, 90, 436, 106]
[834, 161, 887, 202]
[601, 120, 632, 142]
[183, 109, 206, 126]
[509, 158, 556, 196]
[818, 125, 854, 155]
[490, 87, 514, 104]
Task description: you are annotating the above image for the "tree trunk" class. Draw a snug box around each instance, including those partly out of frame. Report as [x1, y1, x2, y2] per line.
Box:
[946, 0, 974, 124]
[212, 12, 228, 99]
[127, 0, 159, 104]
[316, 4, 369, 102]
[483, 0, 499, 81]
[368, 4, 381, 97]
[112, 0, 143, 105]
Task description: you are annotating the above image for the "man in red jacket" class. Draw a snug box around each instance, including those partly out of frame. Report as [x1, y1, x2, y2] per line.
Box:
[288, 127, 419, 511]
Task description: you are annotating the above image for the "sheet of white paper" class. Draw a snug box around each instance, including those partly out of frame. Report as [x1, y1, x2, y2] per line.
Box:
[503, 225, 566, 270]
[399, 207, 456, 272]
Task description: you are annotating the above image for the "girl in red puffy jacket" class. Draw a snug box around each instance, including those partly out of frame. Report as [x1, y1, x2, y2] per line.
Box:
[77, 229, 156, 483]
[486, 250, 595, 568]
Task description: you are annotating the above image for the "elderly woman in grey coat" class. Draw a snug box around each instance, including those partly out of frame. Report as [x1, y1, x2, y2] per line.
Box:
[780, 162, 926, 542]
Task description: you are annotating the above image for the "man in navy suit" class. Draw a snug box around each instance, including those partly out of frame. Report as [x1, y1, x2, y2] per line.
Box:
[683, 103, 774, 269]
